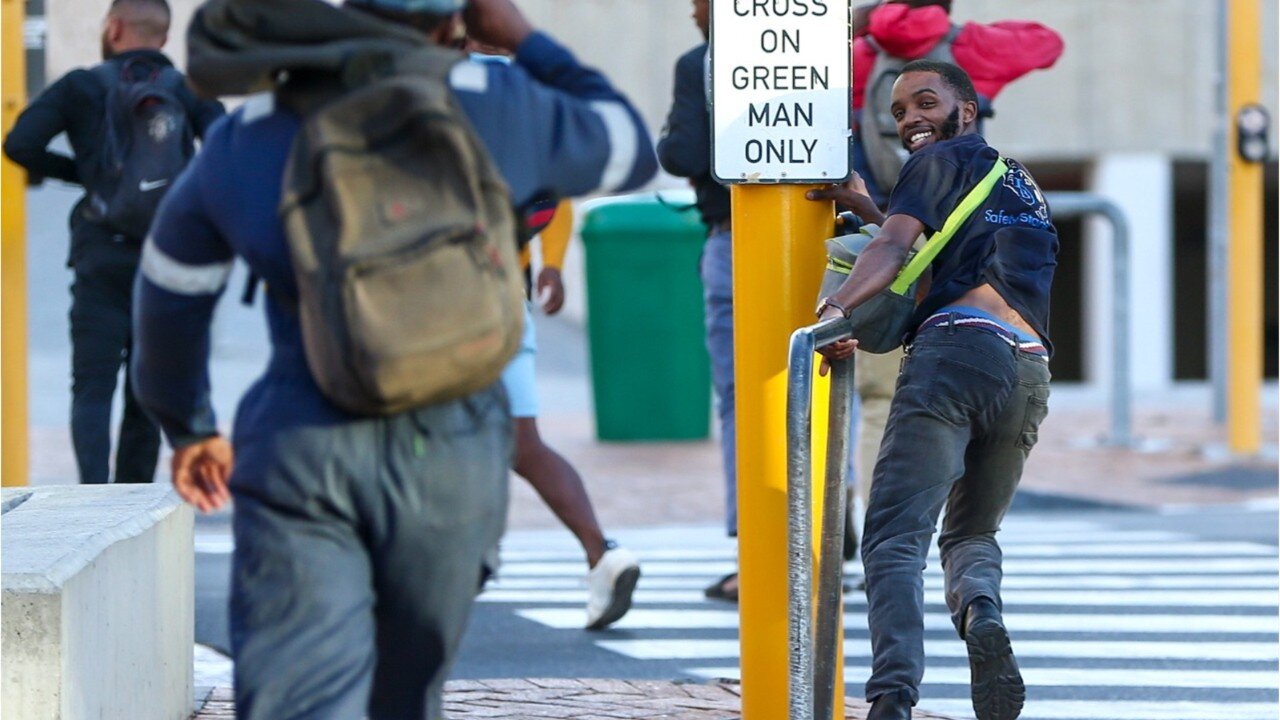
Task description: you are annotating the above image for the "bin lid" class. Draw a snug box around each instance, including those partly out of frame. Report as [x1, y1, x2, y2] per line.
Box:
[581, 191, 707, 240]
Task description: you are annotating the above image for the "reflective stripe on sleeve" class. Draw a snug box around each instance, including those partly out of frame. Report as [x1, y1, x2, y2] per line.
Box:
[449, 62, 490, 94]
[140, 239, 233, 296]
[589, 100, 639, 192]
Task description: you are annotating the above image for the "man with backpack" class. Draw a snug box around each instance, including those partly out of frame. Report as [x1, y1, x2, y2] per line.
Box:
[3, 0, 224, 485]
[131, 0, 656, 716]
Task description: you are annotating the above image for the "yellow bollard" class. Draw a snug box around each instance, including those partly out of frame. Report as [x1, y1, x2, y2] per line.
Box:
[1226, 0, 1262, 454]
[2, 0, 29, 487]
[734, 184, 844, 719]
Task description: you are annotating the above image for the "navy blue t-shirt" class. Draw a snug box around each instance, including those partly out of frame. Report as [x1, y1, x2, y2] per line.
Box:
[886, 133, 1058, 354]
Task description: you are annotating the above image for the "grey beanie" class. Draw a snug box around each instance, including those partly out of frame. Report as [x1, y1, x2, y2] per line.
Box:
[350, 0, 466, 13]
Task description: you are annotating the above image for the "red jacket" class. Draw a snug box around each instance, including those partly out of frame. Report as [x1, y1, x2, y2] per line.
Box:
[853, 3, 1064, 110]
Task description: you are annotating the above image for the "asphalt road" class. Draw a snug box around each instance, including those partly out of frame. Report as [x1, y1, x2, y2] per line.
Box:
[194, 504, 1280, 720]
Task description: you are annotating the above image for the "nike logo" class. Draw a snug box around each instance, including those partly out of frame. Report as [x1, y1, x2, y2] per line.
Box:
[138, 179, 169, 192]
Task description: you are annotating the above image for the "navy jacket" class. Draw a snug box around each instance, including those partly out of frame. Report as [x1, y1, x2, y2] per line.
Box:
[132, 32, 657, 448]
[657, 44, 729, 229]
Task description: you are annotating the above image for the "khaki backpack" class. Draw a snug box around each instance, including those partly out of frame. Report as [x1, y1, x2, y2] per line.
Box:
[278, 48, 525, 416]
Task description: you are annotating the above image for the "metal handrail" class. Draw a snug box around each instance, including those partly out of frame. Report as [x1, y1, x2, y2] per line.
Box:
[1042, 192, 1132, 447]
[786, 317, 856, 720]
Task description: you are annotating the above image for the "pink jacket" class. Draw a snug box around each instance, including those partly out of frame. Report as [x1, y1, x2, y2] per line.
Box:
[853, 3, 1064, 110]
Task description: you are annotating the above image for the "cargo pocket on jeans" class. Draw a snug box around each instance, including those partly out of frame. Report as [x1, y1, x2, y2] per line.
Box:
[1017, 394, 1050, 451]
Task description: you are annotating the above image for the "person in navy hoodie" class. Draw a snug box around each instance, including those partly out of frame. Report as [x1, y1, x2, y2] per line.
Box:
[131, 0, 656, 717]
[816, 60, 1056, 720]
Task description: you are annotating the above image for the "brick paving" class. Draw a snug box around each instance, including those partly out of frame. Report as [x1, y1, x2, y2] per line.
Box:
[192, 680, 959, 719]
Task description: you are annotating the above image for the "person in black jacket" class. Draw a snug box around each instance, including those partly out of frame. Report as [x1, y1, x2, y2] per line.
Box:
[3, 0, 223, 485]
[656, 0, 742, 602]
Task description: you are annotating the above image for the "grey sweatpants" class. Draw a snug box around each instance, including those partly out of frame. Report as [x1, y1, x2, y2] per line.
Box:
[229, 385, 511, 720]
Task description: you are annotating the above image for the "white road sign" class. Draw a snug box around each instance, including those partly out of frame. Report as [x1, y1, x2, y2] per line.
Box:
[711, 0, 852, 183]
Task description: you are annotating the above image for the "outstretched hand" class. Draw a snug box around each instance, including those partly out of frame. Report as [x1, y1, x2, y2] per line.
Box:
[171, 435, 233, 513]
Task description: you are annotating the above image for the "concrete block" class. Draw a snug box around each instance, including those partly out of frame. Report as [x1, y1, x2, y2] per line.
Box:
[2, 485, 195, 720]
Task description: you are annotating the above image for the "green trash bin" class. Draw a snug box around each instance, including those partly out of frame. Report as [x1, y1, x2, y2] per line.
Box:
[580, 195, 711, 441]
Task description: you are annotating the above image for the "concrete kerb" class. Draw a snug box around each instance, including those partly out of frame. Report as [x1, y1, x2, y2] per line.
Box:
[2, 485, 195, 720]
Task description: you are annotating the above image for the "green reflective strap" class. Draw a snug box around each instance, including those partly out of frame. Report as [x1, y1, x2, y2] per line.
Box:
[888, 158, 1008, 296]
[827, 256, 853, 275]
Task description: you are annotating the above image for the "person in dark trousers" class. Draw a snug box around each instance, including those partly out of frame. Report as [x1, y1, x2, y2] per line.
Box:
[839, 0, 1062, 565]
[2, 0, 223, 485]
[656, 0, 741, 602]
[814, 60, 1057, 720]
[131, 0, 656, 716]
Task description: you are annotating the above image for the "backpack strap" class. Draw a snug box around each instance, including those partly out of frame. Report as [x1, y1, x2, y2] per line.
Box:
[888, 157, 1008, 295]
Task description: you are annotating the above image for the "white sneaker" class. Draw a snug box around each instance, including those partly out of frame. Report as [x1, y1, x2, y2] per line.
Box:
[585, 543, 640, 630]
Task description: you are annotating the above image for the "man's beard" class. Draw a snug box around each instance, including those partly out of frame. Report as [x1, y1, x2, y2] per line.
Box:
[939, 106, 961, 141]
[901, 106, 961, 151]
[101, 34, 114, 61]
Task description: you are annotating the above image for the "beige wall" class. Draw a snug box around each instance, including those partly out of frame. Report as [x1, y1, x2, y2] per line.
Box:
[959, 0, 1279, 160]
[45, 0, 200, 78]
[42, 0, 1278, 162]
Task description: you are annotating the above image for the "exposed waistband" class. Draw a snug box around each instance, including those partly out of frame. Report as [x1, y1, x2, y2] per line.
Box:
[918, 311, 1048, 357]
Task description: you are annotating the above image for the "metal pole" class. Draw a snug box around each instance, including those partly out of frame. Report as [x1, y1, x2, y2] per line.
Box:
[734, 183, 838, 720]
[785, 329, 815, 720]
[1208, 0, 1229, 423]
[2, 0, 29, 487]
[1044, 192, 1132, 447]
[1225, 0, 1263, 454]
[787, 319, 855, 720]
[813, 354, 851, 720]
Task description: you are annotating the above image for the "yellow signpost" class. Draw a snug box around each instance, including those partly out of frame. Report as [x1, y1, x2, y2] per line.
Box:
[733, 184, 843, 719]
[2, 0, 29, 487]
[1226, 0, 1263, 454]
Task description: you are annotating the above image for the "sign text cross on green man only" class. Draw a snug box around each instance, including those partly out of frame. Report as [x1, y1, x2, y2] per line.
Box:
[711, 0, 852, 183]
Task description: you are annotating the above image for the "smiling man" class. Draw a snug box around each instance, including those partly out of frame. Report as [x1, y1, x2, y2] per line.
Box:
[814, 59, 1057, 720]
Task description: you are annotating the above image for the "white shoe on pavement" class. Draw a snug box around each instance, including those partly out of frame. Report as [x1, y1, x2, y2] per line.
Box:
[585, 543, 640, 630]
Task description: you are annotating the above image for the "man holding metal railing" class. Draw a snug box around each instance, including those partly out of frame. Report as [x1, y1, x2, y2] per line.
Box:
[812, 59, 1057, 720]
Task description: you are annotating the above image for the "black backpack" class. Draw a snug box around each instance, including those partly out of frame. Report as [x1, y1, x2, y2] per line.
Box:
[89, 56, 195, 240]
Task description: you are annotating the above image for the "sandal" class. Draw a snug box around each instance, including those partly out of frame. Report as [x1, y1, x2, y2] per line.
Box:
[704, 572, 739, 602]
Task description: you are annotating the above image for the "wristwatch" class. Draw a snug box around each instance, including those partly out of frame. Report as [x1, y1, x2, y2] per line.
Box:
[816, 297, 851, 319]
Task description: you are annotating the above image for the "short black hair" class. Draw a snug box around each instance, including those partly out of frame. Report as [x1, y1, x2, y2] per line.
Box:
[899, 59, 978, 106]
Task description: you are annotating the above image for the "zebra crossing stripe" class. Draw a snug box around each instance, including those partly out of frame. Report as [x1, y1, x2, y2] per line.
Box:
[517, 608, 1279, 634]
[918, 699, 1280, 720]
[683, 664, 1279, 690]
[495, 557, 1277, 576]
[483, 574, 1278, 590]
[482, 587, 1278, 607]
[493, 531, 1192, 561]
[596, 638, 1280, 662]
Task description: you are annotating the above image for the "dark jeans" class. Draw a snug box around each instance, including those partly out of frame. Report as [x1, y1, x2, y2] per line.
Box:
[700, 229, 736, 536]
[69, 239, 159, 484]
[229, 385, 511, 720]
[861, 321, 1051, 704]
